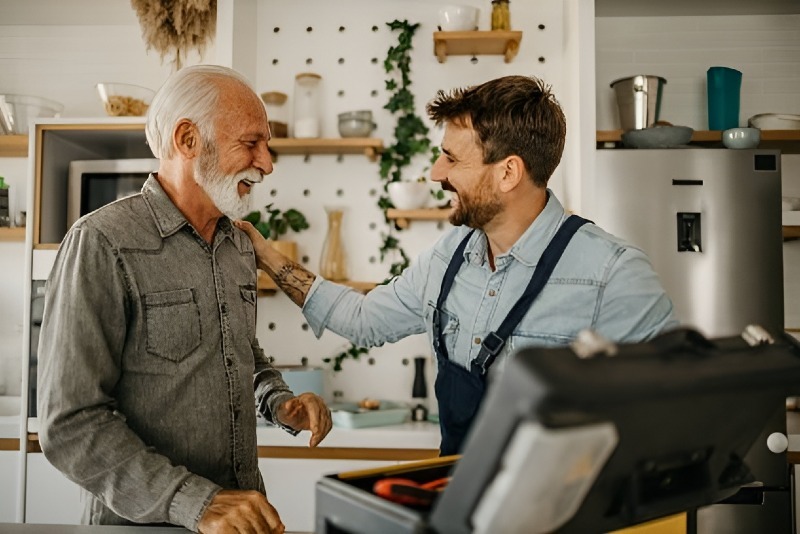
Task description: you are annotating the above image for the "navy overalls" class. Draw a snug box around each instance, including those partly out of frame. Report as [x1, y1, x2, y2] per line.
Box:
[433, 215, 590, 456]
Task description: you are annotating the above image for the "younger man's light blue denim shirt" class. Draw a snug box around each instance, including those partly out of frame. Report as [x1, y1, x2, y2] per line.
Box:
[303, 191, 678, 373]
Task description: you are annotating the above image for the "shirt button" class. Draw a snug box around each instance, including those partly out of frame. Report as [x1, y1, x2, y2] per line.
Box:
[488, 289, 496, 296]
[474, 337, 481, 345]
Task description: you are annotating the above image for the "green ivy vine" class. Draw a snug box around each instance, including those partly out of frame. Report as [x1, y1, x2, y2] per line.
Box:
[328, 19, 439, 372]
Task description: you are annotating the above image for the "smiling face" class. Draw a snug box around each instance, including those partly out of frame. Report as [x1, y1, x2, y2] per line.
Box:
[430, 120, 503, 229]
[194, 80, 273, 218]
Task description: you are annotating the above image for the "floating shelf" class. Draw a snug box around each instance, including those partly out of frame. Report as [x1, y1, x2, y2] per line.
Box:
[0, 135, 28, 157]
[269, 138, 383, 161]
[785, 226, 800, 241]
[1, 135, 384, 161]
[433, 31, 522, 63]
[0, 227, 26, 241]
[597, 129, 800, 154]
[257, 271, 377, 294]
[386, 208, 452, 229]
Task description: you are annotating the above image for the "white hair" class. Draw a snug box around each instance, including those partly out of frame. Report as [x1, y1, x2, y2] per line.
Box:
[145, 64, 255, 159]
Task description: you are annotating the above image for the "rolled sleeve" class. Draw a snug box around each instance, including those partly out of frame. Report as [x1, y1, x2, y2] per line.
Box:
[168, 474, 222, 531]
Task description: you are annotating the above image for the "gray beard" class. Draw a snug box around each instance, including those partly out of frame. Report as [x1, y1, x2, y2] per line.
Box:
[194, 152, 261, 219]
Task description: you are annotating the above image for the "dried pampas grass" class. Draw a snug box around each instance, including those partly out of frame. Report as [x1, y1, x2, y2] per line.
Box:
[131, 0, 216, 70]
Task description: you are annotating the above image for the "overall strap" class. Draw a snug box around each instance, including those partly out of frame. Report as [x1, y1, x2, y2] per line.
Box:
[434, 230, 475, 362]
[472, 214, 591, 375]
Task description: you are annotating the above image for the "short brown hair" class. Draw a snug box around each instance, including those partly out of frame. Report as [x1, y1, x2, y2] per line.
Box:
[426, 75, 566, 188]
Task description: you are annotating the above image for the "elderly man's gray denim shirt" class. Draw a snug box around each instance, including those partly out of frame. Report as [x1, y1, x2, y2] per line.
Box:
[37, 176, 294, 531]
[303, 191, 678, 375]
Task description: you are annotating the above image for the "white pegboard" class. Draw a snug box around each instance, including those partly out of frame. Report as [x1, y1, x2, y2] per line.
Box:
[247, 0, 566, 403]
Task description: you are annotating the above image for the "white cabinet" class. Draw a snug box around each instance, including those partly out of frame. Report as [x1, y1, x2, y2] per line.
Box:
[25, 453, 82, 525]
[259, 458, 396, 533]
[0, 450, 19, 522]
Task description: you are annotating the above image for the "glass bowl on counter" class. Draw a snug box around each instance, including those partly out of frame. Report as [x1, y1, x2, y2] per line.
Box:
[0, 94, 63, 134]
[96, 82, 155, 117]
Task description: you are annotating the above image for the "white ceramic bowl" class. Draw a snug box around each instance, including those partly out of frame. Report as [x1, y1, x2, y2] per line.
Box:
[0, 94, 63, 135]
[388, 181, 430, 210]
[722, 127, 761, 149]
[438, 5, 479, 31]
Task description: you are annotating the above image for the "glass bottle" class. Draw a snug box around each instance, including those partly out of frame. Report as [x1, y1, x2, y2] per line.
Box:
[260, 91, 289, 138]
[491, 0, 511, 31]
[320, 208, 348, 281]
[292, 72, 322, 138]
[0, 176, 10, 228]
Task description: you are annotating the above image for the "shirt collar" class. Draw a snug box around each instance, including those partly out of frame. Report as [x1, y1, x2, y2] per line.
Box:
[463, 189, 567, 268]
[141, 174, 236, 243]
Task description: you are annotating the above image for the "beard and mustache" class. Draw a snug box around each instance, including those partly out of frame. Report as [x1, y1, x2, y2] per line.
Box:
[194, 142, 263, 219]
[442, 172, 503, 229]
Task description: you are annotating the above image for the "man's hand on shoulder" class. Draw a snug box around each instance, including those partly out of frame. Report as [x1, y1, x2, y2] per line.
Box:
[198, 489, 284, 534]
[277, 392, 333, 447]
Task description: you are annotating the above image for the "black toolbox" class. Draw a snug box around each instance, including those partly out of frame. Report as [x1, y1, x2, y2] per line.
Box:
[315, 327, 800, 534]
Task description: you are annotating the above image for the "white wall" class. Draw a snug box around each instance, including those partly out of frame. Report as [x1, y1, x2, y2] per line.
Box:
[595, 13, 800, 131]
[0, 0, 574, 405]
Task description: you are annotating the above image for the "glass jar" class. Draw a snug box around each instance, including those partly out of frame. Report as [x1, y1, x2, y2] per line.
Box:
[292, 72, 322, 138]
[491, 0, 511, 31]
[260, 91, 288, 138]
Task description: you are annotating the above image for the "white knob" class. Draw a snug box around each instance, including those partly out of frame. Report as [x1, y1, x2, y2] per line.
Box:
[767, 432, 789, 454]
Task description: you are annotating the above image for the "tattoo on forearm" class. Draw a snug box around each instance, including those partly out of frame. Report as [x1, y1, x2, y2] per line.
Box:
[266, 261, 315, 307]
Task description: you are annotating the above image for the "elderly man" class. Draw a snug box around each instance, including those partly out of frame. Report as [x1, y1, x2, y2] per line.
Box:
[38, 65, 331, 534]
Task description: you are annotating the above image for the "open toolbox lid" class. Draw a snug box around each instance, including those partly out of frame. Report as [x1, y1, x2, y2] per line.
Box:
[318, 326, 800, 534]
[429, 326, 800, 533]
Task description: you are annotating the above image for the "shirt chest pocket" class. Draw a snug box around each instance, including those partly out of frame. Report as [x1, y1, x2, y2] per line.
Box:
[144, 288, 202, 363]
[426, 301, 460, 360]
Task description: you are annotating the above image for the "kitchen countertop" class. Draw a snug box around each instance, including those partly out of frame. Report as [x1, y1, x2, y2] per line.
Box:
[0, 525, 311, 534]
[0, 525, 189, 534]
[4, 415, 441, 458]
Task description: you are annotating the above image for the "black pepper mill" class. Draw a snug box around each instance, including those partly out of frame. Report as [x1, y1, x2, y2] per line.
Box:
[411, 356, 428, 422]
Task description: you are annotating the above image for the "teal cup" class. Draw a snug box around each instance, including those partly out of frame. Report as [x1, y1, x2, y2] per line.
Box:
[707, 66, 742, 130]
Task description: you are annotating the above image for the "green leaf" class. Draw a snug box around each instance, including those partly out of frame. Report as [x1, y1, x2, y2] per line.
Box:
[243, 211, 261, 224]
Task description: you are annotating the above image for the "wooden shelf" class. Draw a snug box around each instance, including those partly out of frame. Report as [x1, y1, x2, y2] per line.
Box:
[784, 226, 800, 240]
[0, 227, 25, 241]
[0, 135, 384, 161]
[386, 208, 452, 229]
[597, 129, 800, 153]
[269, 138, 383, 161]
[257, 271, 377, 294]
[433, 31, 522, 63]
[0, 135, 28, 157]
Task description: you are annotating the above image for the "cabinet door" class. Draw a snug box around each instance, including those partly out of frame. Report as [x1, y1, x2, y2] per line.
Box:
[0, 450, 19, 522]
[25, 453, 82, 524]
[259, 458, 396, 533]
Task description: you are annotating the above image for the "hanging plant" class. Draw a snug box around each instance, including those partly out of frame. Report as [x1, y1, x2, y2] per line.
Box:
[131, 0, 216, 70]
[327, 19, 437, 372]
[378, 19, 440, 278]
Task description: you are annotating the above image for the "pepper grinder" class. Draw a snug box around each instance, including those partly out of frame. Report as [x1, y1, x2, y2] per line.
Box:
[411, 356, 428, 422]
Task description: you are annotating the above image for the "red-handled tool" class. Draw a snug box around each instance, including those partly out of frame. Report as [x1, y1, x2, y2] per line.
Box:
[373, 477, 451, 506]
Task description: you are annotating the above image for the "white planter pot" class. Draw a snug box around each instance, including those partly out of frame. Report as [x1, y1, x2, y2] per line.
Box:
[387, 182, 430, 210]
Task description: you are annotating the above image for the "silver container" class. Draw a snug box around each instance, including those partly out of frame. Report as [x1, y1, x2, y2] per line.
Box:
[337, 110, 376, 138]
[610, 75, 667, 131]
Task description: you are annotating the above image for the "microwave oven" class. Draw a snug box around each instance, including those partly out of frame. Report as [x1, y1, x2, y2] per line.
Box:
[67, 158, 159, 229]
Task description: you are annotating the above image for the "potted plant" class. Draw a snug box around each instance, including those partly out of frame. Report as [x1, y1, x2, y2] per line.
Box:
[243, 203, 309, 291]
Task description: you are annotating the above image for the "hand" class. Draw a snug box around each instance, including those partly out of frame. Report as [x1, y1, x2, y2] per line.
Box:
[234, 220, 271, 253]
[277, 392, 333, 447]
[198, 489, 285, 534]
